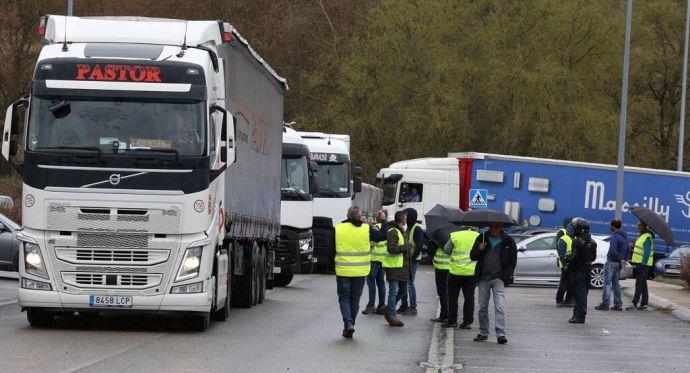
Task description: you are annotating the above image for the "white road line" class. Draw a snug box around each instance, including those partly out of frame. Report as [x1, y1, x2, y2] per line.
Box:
[421, 305, 461, 372]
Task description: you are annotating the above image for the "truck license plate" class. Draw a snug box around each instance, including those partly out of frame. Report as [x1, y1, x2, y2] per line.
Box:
[273, 267, 281, 274]
[89, 295, 132, 308]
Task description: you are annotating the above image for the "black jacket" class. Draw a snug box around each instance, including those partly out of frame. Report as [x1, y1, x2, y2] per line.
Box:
[566, 234, 597, 272]
[385, 224, 413, 282]
[470, 232, 518, 285]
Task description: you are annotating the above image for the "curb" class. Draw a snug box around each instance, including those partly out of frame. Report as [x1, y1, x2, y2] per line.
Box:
[622, 286, 690, 323]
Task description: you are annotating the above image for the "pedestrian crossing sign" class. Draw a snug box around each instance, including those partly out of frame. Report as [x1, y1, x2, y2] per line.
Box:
[469, 189, 488, 209]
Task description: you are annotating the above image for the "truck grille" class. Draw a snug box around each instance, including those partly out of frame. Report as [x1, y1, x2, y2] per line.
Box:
[63, 272, 162, 289]
[76, 249, 149, 262]
[77, 233, 149, 248]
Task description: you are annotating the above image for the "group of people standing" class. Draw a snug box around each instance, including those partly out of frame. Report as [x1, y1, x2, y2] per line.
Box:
[333, 206, 422, 338]
[555, 216, 655, 323]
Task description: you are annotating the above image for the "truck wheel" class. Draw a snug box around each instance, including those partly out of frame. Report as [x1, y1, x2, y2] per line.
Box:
[272, 274, 294, 287]
[590, 265, 604, 289]
[190, 312, 210, 331]
[211, 278, 231, 322]
[26, 308, 55, 328]
[232, 243, 256, 308]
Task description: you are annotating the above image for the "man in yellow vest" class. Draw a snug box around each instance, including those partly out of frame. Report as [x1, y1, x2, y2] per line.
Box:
[556, 218, 574, 307]
[362, 210, 389, 315]
[397, 208, 424, 316]
[383, 210, 412, 327]
[430, 239, 451, 324]
[334, 206, 387, 338]
[626, 220, 655, 311]
[442, 228, 480, 329]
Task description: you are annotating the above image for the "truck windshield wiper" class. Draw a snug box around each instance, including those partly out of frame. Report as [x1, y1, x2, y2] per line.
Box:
[316, 188, 338, 197]
[124, 148, 181, 166]
[34, 146, 102, 163]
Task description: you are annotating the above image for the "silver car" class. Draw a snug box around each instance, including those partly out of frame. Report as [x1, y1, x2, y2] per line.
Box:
[0, 213, 20, 272]
[512, 232, 630, 289]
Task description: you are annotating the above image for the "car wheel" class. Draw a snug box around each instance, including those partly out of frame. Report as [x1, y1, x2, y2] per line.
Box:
[590, 265, 604, 289]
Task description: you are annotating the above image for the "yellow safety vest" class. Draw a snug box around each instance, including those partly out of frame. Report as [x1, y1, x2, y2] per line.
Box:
[557, 235, 573, 269]
[433, 247, 450, 270]
[410, 223, 422, 261]
[631, 232, 654, 266]
[371, 223, 388, 262]
[382, 228, 404, 268]
[334, 222, 371, 277]
[449, 230, 480, 276]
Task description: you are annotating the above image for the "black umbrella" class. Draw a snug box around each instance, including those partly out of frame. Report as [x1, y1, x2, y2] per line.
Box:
[627, 206, 675, 247]
[426, 204, 464, 223]
[456, 208, 517, 228]
[424, 204, 464, 247]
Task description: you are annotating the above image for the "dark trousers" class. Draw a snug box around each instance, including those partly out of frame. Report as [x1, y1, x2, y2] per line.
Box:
[556, 269, 572, 304]
[366, 261, 386, 308]
[435, 269, 449, 319]
[336, 276, 366, 328]
[632, 265, 651, 306]
[571, 270, 590, 321]
[447, 273, 475, 324]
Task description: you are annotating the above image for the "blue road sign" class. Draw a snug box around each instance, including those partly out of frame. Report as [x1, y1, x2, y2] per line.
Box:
[469, 189, 488, 209]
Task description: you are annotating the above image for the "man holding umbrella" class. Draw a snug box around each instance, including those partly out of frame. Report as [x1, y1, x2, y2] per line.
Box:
[468, 217, 517, 345]
[625, 206, 675, 311]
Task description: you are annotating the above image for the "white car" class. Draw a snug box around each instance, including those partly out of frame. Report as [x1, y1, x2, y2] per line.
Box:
[512, 232, 631, 289]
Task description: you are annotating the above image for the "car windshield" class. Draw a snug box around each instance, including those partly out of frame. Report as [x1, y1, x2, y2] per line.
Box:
[281, 156, 310, 200]
[0, 214, 20, 230]
[669, 247, 690, 258]
[314, 162, 349, 197]
[27, 97, 206, 156]
[382, 180, 397, 206]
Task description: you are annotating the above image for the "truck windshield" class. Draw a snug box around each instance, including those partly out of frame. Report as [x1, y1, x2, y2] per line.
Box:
[281, 156, 310, 200]
[314, 162, 349, 197]
[27, 97, 206, 156]
[382, 181, 397, 205]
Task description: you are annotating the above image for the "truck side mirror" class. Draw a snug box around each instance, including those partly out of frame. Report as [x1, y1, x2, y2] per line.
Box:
[211, 105, 235, 165]
[352, 165, 363, 177]
[308, 161, 319, 194]
[3, 97, 28, 161]
[353, 176, 363, 193]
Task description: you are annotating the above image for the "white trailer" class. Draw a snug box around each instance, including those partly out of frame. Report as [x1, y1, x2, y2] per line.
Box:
[2, 15, 286, 330]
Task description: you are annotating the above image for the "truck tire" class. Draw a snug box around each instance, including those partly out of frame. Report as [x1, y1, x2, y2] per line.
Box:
[272, 274, 294, 287]
[232, 243, 257, 308]
[190, 312, 210, 331]
[590, 264, 604, 289]
[211, 278, 231, 322]
[26, 308, 55, 328]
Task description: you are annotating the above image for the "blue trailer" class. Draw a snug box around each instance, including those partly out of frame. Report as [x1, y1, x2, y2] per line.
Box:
[450, 153, 690, 257]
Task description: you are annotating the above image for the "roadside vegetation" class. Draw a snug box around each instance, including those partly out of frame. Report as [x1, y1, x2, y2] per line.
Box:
[1, 0, 689, 185]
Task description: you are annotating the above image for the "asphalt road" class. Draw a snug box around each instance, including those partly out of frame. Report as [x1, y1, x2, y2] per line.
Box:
[454, 285, 690, 372]
[0, 270, 438, 373]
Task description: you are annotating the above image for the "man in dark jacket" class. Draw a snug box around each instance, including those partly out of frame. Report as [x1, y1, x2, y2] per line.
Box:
[383, 211, 412, 327]
[397, 208, 423, 316]
[567, 218, 597, 323]
[595, 219, 628, 311]
[470, 222, 517, 345]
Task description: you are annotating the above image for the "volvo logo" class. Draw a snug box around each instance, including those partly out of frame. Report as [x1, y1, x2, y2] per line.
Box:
[109, 174, 121, 186]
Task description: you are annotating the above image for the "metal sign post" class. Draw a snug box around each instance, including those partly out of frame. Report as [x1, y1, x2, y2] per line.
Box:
[615, 0, 634, 220]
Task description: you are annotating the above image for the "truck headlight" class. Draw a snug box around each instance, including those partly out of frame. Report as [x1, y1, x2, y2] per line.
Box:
[299, 238, 312, 252]
[21, 277, 52, 291]
[171, 281, 203, 294]
[176, 246, 203, 282]
[24, 243, 49, 279]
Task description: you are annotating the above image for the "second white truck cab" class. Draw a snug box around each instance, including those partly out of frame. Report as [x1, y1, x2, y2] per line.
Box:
[276, 126, 317, 286]
[297, 132, 362, 271]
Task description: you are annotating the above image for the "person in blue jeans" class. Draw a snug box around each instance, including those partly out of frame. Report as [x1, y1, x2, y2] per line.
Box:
[363, 211, 389, 315]
[595, 219, 629, 311]
[398, 208, 423, 316]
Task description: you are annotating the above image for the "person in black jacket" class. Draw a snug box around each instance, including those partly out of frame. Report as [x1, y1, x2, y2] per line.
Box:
[469, 222, 517, 345]
[566, 218, 597, 324]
